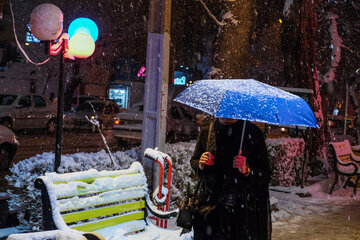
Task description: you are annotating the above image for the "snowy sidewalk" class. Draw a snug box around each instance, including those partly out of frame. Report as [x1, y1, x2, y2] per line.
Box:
[2, 144, 360, 239]
[1, 179, 360, 240]
[270, 175, 360, 240]
[272, 202, 360, 240]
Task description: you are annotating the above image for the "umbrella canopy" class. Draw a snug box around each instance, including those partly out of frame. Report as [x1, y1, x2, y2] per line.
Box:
[174, 79, 319, 128]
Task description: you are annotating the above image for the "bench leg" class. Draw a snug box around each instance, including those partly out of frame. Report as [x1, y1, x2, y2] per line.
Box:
[329, 173, 339, 195]
[343, 176, 352, 189]
[353, 175, 360, 195]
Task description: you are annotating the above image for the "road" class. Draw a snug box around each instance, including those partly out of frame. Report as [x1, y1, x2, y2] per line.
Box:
[12, 129, 131, 164]
[0, 129, 137, 192]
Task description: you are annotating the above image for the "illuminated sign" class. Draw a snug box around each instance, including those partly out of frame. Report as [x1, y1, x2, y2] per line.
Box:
[137, 66, 146, 77]
[26, 24, 40, 43]
[174, 71, 187, 85]
[174, 76, 186, 85]
[112, 58, 144, 83]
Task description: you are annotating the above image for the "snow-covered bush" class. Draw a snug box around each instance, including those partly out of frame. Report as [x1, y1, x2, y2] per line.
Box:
[5, 143, 196, 231]
[266, 138, 305, 186]
[5, 149, 137, 230]
[164, 141, 197, 207]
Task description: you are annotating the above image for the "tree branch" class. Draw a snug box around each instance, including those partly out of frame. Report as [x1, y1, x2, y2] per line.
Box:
[198, 0, 224, 27]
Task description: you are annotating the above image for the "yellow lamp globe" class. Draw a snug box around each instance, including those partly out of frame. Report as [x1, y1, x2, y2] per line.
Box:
[68, 33, 95, 58]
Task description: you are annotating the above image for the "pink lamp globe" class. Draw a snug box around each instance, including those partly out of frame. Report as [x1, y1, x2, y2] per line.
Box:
[30, 3, 63, 41]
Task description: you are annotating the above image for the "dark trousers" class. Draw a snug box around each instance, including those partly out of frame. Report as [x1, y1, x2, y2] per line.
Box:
[193, 208, 218, 240]
[193, 204, 248, 240]
[193, 201, 270, 240]
[217, 203, 250, 240]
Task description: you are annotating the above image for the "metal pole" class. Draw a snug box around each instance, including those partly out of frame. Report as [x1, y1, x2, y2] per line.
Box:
[141, 0, 172, 189]
[344, 79, 349, 136]
[301, 128, 309, 188]
[238, 120, 246, 155]
[54, 41, 65, 172]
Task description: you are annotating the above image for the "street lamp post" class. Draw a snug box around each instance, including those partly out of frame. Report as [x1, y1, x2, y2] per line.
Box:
[30, 4, 98, 172]
[54, 40, 66, 172]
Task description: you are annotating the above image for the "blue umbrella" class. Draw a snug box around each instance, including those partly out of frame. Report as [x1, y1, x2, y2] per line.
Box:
[174, 79, 319, 153]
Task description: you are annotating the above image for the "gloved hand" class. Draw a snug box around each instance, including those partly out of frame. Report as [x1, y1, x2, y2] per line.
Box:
[199, 152, 215, 170]
[233, 154, 250, 176]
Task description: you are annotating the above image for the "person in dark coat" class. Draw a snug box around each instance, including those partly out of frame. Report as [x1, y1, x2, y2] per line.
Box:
[190, 118, 272, 240]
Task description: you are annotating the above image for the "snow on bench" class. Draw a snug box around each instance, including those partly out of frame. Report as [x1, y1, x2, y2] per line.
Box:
[33, 161, 179, 239]
[329, 139, 360, 195]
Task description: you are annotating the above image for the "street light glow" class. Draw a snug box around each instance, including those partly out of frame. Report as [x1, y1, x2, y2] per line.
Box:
[69, 33, 95, 58]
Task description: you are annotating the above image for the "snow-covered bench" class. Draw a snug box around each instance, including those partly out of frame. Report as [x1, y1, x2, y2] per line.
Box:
[34, 159, 180, 239]
[329, 140, 360, 195]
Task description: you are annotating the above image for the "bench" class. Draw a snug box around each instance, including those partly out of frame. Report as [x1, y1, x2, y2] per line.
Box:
[329, 140, 360, 195]
[34, 150, 180, 239]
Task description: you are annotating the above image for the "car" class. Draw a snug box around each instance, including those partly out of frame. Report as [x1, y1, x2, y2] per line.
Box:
[71, 95, 100, 109]
[113, 102, 200, 143]
[0, 125, 19, 171]
[64, 99, 123, 132]
[328, 115, 355, 136]
[0, 93, 57, 133]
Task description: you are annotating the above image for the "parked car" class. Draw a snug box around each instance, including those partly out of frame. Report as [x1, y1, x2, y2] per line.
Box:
[0, 125, 19, 171]
[328, 115, 355, 136]
[64, 99, 123, 132]
[0, 93, 57, 133]
[113, 102, 200, 143]
[71, 95, 100, 109]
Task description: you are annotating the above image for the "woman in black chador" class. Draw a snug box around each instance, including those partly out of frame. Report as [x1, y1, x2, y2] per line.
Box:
[190, 118, 272, 240]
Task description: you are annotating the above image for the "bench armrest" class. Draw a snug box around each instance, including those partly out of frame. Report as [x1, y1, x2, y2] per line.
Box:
[34, 178, 57, 230]
[336, 160, 359, 175]
[145, 194, 178, 219]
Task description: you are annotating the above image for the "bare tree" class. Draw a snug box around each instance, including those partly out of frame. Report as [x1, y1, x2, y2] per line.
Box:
[211, 0, 255, 79]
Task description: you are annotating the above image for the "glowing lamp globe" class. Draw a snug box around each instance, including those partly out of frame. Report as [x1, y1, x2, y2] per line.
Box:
[30, 3, 63, 41]
[68, 33, 95, 58]
[68, 18, 98, 42]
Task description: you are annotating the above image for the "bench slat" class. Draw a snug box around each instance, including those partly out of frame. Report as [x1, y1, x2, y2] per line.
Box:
[53, 173, 146, 199]
[338, 154, 351, 162]
[62, 200, 145, 223]
[53, 172, 139, 185]
[71, 211, 145, 232]
[76, 185, 144, 196]
[57, 185, 145, 201]
[58, 188, 146, 212]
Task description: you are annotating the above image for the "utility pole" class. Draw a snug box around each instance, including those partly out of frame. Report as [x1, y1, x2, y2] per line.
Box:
[141, 0, 172, 189]
[344, 79, 349, 136]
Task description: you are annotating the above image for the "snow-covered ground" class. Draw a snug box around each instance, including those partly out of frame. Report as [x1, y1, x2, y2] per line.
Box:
[1, 141, 359, 239]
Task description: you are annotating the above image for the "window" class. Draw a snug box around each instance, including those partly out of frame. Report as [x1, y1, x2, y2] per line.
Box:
[33, 95, 46, 107]
[19, 96, 31, 107]
[103, 104, 113, 114]
[76, 102, 104, 113]
[113, 103, 120, 113]
[0, 95, 17, 105]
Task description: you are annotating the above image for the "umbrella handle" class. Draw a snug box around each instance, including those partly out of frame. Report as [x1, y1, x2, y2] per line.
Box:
[236, 120, 247, 173]
[239, 120, 246, 155]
